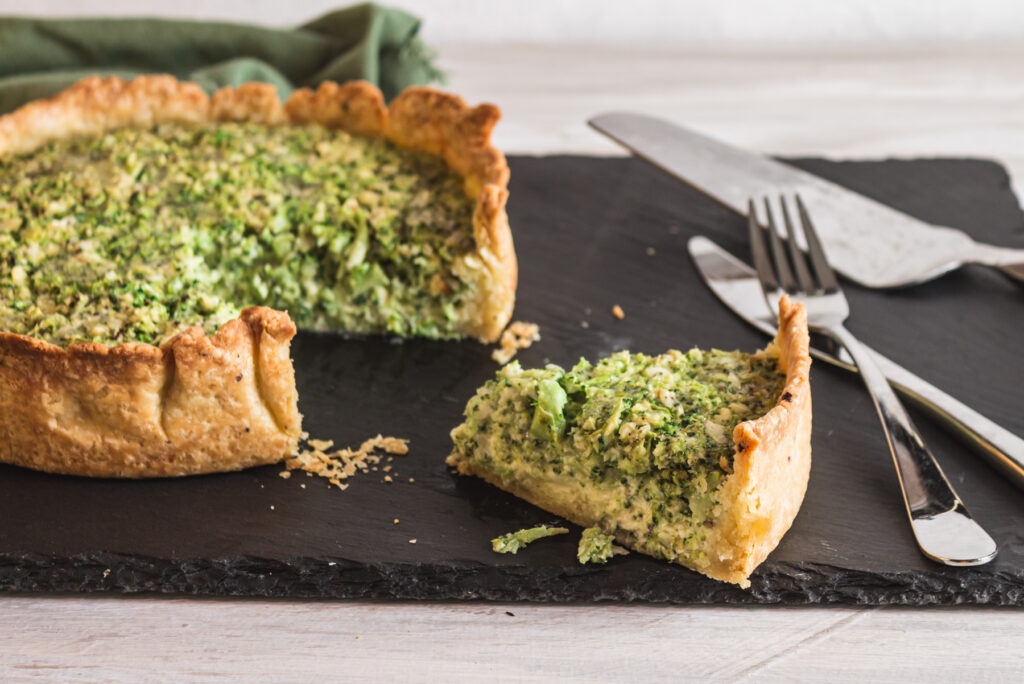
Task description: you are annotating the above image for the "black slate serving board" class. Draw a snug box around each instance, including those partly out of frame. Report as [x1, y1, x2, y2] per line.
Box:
[2, 156, 1023, 605]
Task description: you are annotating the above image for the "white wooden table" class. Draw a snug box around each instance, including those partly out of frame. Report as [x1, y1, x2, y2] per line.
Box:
[3, 43, 1024, 682]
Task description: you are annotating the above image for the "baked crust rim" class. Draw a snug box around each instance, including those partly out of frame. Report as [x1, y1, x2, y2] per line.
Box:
[0, 75, 515, 478]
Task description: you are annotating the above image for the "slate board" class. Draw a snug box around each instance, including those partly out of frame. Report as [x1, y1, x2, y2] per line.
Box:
[1, 155, 1023, 605]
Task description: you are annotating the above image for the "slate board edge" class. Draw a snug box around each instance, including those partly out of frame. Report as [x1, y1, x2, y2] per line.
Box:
[2, 552, 1021, 606]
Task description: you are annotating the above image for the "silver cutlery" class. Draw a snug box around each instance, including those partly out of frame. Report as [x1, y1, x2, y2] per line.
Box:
[687, 235, 1024, 492]
[748, 194, 997, 566]
[589, 112, 1024, 288]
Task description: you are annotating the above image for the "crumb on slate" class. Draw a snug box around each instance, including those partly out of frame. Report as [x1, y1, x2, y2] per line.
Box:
[284, 435, 409, 491]
[612, 305, 625, 319]
[492, 321, 541, 365]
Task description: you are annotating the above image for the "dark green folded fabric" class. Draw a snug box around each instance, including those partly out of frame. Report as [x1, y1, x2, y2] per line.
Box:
[0, 3, 442, 114]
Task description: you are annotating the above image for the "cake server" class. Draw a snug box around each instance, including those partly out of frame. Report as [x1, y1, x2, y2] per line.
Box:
[688, 234, 1024, 493]
[590, 112, 1024, 289]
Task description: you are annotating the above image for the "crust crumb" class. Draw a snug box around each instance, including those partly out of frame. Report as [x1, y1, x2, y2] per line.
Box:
[284, 434, 410, 490]
[491, 321, 540, 364]
[612, 305, 625, 320]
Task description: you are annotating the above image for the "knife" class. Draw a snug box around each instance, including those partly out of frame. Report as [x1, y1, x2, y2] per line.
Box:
[590, 113, 1024, 289]
[687, 235, 1024, 492]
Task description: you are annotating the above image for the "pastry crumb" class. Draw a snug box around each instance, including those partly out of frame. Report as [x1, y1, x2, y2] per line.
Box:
[285, 434, 410, 491]
[580, 320, 590, 329]
[409, 538, 418, 544]
[492, 320, 541, 365]
[393, 518, 400, 524]
[612, 305, 625, 320]
[278, 470, 291, 479]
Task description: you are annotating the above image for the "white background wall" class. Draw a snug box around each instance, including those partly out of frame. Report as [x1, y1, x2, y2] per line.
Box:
[6, 0, 1024, 48]
[6, 1, 1024, 200]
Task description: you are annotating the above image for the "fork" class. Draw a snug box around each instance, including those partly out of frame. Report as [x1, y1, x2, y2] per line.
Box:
[748, 195, 998, 567]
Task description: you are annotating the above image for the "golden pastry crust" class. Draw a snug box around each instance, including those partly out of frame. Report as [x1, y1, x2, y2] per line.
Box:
[447, 297, 812, 587]
[0, 307, 300, 477]
[0, 75, 514, 477]
[702, 295, 812, 585]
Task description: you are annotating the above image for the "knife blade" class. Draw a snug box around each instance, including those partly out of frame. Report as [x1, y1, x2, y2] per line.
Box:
[591, 112, 1024, 288]
[687, 235, 1024, 492]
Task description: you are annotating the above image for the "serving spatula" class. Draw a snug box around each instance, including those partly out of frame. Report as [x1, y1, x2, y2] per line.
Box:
[590, 112, 1024, 289]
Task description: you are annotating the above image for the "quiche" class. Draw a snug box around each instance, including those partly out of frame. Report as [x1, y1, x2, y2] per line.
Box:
[0, 75, 515, 478]
[448, 297, 811, 586]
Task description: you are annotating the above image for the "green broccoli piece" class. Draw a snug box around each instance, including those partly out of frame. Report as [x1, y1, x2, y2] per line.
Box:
[577, 526, 627, 564]
[491, 525, 569, 554]
[529, 375, 568, 442]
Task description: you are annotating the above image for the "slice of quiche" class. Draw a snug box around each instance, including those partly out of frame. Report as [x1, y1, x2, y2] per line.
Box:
[448, 297, 811, 586]
[0, 75, 515, 478]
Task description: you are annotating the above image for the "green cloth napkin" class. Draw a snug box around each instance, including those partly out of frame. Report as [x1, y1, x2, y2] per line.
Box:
[0, 3, 442, 115]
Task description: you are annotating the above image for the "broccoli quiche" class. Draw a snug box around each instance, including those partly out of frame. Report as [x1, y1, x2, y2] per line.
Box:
[448, 298, 811, 586]
[0, 75, 515, 478]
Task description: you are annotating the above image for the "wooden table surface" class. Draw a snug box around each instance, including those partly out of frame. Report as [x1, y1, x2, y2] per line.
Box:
[3, 44, 1024, 682]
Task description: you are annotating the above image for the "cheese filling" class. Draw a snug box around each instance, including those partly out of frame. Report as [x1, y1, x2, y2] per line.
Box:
[0, 122, 478, 347]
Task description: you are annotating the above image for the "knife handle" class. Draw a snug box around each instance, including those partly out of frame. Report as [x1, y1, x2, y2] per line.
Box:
[870, 349, 1024, 491]
[808, 332, 1024, 490]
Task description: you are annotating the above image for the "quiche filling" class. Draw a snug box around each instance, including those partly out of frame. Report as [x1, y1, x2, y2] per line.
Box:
[0, 121, 477, 347]
[449, 348, 786, 570]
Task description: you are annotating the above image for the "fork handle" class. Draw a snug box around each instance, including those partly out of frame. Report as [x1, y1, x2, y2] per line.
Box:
[828, 324, 998, 566]
[970, 243, 1024, 285]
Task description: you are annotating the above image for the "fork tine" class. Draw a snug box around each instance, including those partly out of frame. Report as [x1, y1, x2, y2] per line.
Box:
[779, 195, 816, 292]
[795, 194, 840, 292]
[763, 198, 798, 292]
[747, 199, 779, 293]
